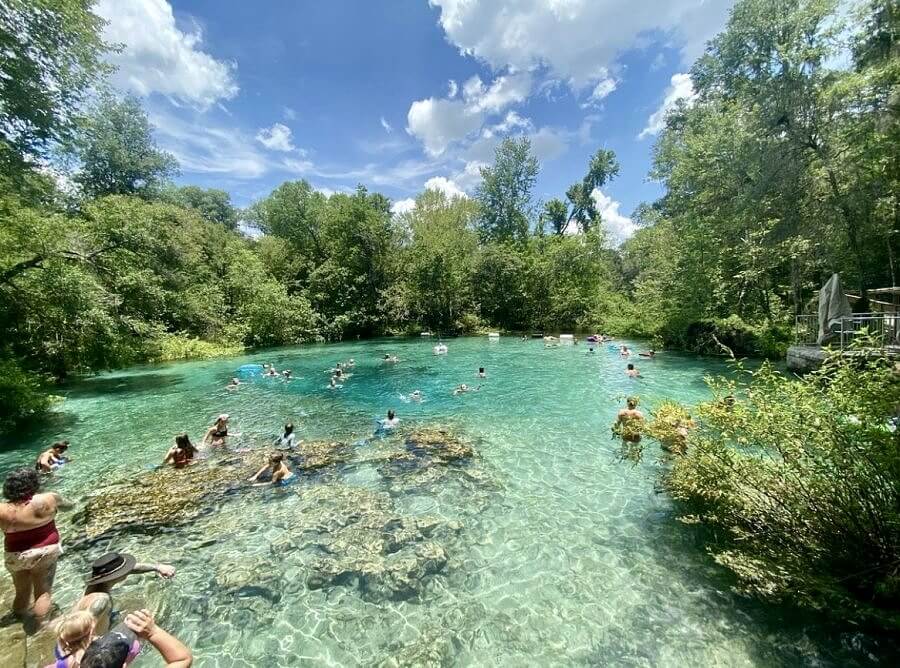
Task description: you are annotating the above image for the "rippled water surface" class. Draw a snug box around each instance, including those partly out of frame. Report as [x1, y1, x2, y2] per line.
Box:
[1, 337, 894, 666]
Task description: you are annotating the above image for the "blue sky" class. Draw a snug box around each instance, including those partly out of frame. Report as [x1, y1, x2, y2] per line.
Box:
[95, 0, 735, 243]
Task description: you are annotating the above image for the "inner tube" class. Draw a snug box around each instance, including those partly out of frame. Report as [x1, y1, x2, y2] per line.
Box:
[586, 336, 599, 343]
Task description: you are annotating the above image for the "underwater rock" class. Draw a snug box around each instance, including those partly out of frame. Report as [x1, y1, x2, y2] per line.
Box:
[297, 485, 451, 601]
[404, 427, 474, 463]
[0, 623, 26, 668]
[289, 440, 350, 470]
[71, 452, 268, 540]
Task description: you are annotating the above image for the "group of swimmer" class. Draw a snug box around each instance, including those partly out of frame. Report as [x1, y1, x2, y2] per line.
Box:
[4, 337, 660, 666]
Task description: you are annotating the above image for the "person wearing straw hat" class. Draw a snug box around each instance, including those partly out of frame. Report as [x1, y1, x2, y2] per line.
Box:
[72, 552, 175, 635]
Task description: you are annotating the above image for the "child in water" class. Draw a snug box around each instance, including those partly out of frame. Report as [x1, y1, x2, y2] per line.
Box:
[249, 452, 294, 486]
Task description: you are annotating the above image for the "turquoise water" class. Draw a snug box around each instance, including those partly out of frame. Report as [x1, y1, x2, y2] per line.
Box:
[0, 337, 894, 666]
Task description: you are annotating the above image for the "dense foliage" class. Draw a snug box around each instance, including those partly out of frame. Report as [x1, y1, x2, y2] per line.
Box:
[649, 351, 900, 628]
[620, 0, 899, 355]
[0, 0, 897, 437]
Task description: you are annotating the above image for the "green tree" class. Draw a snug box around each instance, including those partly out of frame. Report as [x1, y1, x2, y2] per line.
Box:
[74, 95, 178, 198]
[400, 189, 479, 331]
[475, 137, 539, 243]
[566, 149, 620, 232]
[0, 0, 109, 169]
[541, 198, 568, 235]
[162, 185, 239, 230]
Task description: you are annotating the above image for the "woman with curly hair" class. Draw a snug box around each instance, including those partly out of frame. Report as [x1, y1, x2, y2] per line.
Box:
[0, 467, 71, 621]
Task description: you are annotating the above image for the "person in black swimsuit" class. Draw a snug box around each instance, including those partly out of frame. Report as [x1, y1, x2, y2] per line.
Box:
[203, 415, 230, 448]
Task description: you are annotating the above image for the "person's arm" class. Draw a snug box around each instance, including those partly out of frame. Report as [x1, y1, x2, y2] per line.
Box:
[163, 447, 176, 465]
[125, 609, 192, 668]
[48, 491, 74, 510]
[36, 452, 51, 472]
[249, 465, 267, 482]
[132, 562, 176, 578]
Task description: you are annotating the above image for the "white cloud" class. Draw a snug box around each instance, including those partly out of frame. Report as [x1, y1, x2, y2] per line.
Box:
[592, 189, 636, 245]
[452, 160, 486, 192]
[391, 197, 417, 215]
[406, 70, 533, 156]
[255, 123, 296, 152]
[406, 97, 482, 156]
[638, 72, 696, 139]
[150, 110, 269, 179]
[283, 107, 297, 120]
[96, 0, 238, 110]
[483, 111, 532, 138]
[429, 0, 731, 89]
[424, 176, 467, 199]
[380, 116, 393, 133]
[448, 79, 458, 98]
[586, 75, 617, 106]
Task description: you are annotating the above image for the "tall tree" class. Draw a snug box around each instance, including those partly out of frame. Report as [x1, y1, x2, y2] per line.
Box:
[541, 198, 569, 235]
[74, 95, 178, 199]
[566, 148, 620, 232]
[0, 0, 109, 170]
[162, 185, 239, 230]
[475, 137, 539, 243]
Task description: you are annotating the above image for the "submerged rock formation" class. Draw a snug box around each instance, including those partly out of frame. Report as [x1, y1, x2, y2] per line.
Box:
[296, 485, 457, 601]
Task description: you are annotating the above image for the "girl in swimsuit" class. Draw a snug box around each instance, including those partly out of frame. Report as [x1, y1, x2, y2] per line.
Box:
[1, 468, 70, 621]
[163, 434, 197, 468]
[249, 453, 294, 486]
[36, 441, 70, 473]
[275, 423, 296, 449]
[203, 414, 230, 448]
[50, 610, 97, 667]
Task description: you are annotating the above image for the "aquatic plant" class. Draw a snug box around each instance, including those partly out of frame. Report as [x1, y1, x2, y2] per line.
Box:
[658, 350, 900, 629]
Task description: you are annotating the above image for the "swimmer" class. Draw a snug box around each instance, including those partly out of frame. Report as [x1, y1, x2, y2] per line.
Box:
[638, 350, 656, 358]
[379, 410, 400, 430]
[275, 423, 296, 449]
[163, 434, 197, 468]
[625, 363, 641, 378]
[453, 384, 480, 396]
[226, 377, 240, 391]
[477, 367, 486, 379]
[410, 390, 422, 402]
[346, 358, 355, 368]
[620, 345, 631, 357]
[383, 354, 399, 363]
[281, 369, 292, 380]
[36, 440, 70, 473]
[616, 396, 644, 443]
[588, 347, 595, 354]
[249, 452, 294, 486]
[264, 367, 279, 378]
[329, 376, 343, 389]
[202, 414, 230, 448]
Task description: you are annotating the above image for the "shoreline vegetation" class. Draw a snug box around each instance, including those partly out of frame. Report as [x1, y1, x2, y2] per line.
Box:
[0, 0, 898, 641]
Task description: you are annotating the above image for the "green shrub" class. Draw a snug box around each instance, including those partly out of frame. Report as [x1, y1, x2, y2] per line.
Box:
[145, 333, 243, 363]
[656, 350, 900, 628]
[0, 359, 53, 432]
[678, 315, 792, 358]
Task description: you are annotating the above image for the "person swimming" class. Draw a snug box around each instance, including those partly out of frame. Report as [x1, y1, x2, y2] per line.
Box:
[36, 441, 70, 473]
[625, 363, 641, 378]
[329, 376, 343, 389]
[410, 390, 422, 402]
[275, 423, 296, 449]
[281, 369, 292, 380]
[383, 354, 399, 363]
[477, 367, 486, 379]
[203, 414, 230, 447]
[264, 367, 279, 378]
[346, 358, 355, 368]
[453, 384, 481, 396]
[620, 345, 631, 357]
[163, 434, 197, 468]
[226, 378, 240, 390]
[249, 452, 294, 486]
[379, 410, 400, 430]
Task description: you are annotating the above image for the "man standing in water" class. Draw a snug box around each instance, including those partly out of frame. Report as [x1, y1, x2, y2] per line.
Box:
[73, 552, 176, 635]
[616, 397, 644, 442]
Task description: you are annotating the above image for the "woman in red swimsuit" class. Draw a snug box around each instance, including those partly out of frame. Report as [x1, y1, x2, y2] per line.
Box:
[1, 468, 71, 621]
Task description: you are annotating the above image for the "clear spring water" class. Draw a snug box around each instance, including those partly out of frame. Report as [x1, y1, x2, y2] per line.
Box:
[1, 337, 895, 667]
